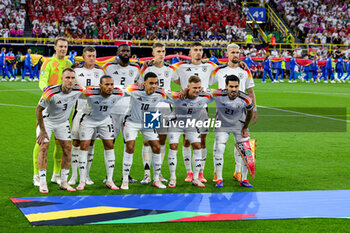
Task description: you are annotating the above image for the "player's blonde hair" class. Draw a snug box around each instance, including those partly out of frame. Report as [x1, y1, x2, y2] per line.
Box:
[152, 42, 165, 50]
[227, 43, 240, 51]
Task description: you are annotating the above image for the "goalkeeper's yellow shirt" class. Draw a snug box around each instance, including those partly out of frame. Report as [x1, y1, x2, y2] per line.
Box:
[38, 56, 72, 91]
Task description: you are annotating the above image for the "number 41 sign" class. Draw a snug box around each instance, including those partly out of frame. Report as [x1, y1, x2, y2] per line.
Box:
[249, 7, 267, 22]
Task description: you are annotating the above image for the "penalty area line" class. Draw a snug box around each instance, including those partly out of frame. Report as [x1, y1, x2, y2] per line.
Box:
[0, 103, 36, 108]
[257, 105, 350, 123]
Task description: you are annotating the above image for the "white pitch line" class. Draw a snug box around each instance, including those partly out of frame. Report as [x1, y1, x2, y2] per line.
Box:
[0, 89, 40, 92]
[257, 90, 350, 96]
[257, 105, 350, 123]
[0, 103, 36, 108]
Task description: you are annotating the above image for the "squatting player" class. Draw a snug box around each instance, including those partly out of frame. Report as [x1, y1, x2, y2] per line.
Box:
[33, 37, 72, 187]
[121, 72, 168, 190]
[167, 75, 213, 188]
[103, 43, 140, 183]
[69, 46, 105, 186]
[76, 75, 124, 191]
[137, 42, 177, 184]
[35, 68, 83, 193]
[211, 43, 257, 182]
[211, 75, 254, 188]
[172, 42, 217, 183]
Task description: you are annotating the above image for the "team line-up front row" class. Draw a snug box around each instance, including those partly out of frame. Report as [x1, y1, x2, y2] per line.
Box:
[35, 68, 254, 193]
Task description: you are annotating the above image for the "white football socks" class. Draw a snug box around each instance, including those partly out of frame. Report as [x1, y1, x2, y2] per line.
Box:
[168, 149, 177, 180]
[192, 149, 202, 180]
[104, 149, 115, 182]
[183, 146, 192, 173]
[142, 145, 151, 176]
[79, 150, 88, 183]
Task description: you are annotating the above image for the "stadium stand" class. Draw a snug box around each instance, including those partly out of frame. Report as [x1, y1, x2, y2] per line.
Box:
[27, 0, 248, 43]
[0, 0, 26, 37]
[272, 0, 350, 45]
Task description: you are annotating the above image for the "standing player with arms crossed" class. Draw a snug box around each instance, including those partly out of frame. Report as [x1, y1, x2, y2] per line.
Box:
[104, 43, 140, 183]
[69, 46, 105, 186]
[137, 42, 178, 184]
[35, 68, 83, 193]
[33, 38, 73, 187]
[211, 43, 257, 182]
[211, 75, 254, 188]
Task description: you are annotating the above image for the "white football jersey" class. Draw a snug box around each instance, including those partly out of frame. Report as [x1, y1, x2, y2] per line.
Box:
[83, 87, 124, 122]
[211, 65, 255, 92]
[74, 65, 105, 111]
[103, 61, 140, 87]
[210, 89, 253, 128]
[104, 61, 140, 115]
[38, 84, 84, 124]
[138, 61, 177, 90]
[125, 84, 168, 124]
[173, 61, 217, 89]
[168, 91, 213, 121]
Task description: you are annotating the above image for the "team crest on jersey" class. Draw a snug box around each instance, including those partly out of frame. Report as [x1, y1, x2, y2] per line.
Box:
[202, 66, 207, 72]
[164, 70, 169, 78]
[152, 98, 157, 103]
[129, 70, 134, 77]
[94, 72, 99, 78]
[238, 73, 243, 78]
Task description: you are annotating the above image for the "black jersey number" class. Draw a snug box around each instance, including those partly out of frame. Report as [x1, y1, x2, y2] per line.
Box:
[86, 79, 91, 86]
[99, 106, 108, 111]
[159, 79, 164, 87]
[224, 108, 234, 115]
[63, 103, 68, 111]
[187, 108, 193, 114]
[107, 124, 114, 132]
[121, 77, 126, 86]
[141, 103, 149, 110]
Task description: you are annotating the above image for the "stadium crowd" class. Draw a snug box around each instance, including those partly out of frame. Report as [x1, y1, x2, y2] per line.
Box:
[272, 0, 350, 45]
[0, 0, 26, 37]
[27, 0, 248, 42]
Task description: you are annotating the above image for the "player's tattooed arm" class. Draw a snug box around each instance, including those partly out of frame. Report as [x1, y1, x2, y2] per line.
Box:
[35, 105, 49, 145]
[247, 87, 257, 124]
[239, 61, 248, 70]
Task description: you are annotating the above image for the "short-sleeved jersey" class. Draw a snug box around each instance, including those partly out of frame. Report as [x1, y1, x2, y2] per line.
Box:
[38, 84, 84, 124]
[83, 87, 124, 122]
[39, 56, 73, 91]
[138, 61, 177, 90]
[103, 61, 140, 87]
[74, 65, 105, 111]
[211, 89, 253, 128]
[211, 64, 255, 91]
[173, 61, 217, 89]
[125, 84, 167, 124]
[169, 91, 213, 121]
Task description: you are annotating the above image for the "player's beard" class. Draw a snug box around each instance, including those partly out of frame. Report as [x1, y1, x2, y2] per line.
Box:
[231, 57, 239, 64]
[119, 56, 130, 64]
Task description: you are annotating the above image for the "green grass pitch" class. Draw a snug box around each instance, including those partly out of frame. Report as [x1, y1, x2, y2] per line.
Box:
[0, 79, 349, 232]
